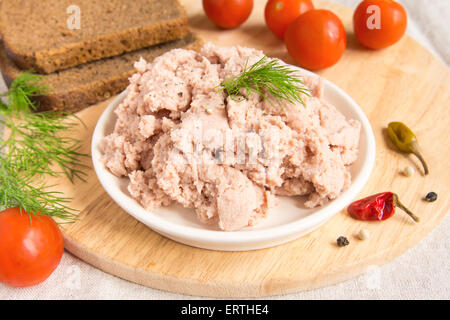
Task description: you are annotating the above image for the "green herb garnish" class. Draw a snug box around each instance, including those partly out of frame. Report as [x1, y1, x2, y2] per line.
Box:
[218, 56, 310, 107]
[0, 72, 88, 222]
[0, 159, 78, 223]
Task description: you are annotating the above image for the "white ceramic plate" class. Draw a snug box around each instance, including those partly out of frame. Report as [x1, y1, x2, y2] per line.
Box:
[92, 67, 376, 251]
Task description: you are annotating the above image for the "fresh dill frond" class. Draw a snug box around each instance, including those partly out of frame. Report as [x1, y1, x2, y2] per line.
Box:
[0, 111, 89, 183]
[0, 158, 78, 222]
[4, 71, 51, 112]
[0, 72, 88, 222]
[218, 56, 310, 107]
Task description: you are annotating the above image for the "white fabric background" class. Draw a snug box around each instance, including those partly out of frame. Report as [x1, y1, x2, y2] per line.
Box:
[0, 0, 448, 299]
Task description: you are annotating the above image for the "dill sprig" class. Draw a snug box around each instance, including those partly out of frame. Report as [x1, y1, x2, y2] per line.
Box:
[5, 72, 51, 112]
[0, 158, 78, 223]
[219, 56, 310, 106]
[0, 72, 88, 222]
[0, 110, 88, 183]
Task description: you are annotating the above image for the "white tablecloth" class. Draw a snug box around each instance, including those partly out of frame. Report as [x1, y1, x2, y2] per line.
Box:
[1, 0, 449, 300]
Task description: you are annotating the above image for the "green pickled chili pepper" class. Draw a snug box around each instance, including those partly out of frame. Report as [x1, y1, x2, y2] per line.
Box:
[387, 122, 429, 175]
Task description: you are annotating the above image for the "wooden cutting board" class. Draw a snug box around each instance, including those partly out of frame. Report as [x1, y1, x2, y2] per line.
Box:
[50, 0, 449, 297]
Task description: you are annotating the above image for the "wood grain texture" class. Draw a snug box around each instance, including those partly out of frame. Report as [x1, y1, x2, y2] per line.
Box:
[49, 0, 449, 297]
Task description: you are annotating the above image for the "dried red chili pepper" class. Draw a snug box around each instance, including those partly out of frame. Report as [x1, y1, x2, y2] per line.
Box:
[348, 192, 420, 222]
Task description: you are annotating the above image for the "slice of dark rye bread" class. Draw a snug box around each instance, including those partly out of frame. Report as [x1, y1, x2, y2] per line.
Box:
[0, 33, 203, 113]
[0, 0, 189, 74]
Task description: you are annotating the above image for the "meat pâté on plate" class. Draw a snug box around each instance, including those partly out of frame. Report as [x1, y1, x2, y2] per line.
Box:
[100, 43, 361, 231]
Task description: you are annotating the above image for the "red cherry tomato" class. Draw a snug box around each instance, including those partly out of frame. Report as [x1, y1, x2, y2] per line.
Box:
[202, 0, 254, 29]
[0, 207, 64, 287]
[285, 9, 347, 70]
[265, 0, 314, 39]
[353, 0, 407, 49]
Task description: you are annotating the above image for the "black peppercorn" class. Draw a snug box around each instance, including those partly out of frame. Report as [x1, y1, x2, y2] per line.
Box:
[337, 236, 349, 247]
[425, 192, 437, 202]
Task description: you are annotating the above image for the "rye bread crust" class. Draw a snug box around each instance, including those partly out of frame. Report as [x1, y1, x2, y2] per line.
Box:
[0, 0, 189, 74]
[0, 33, 203, 113]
